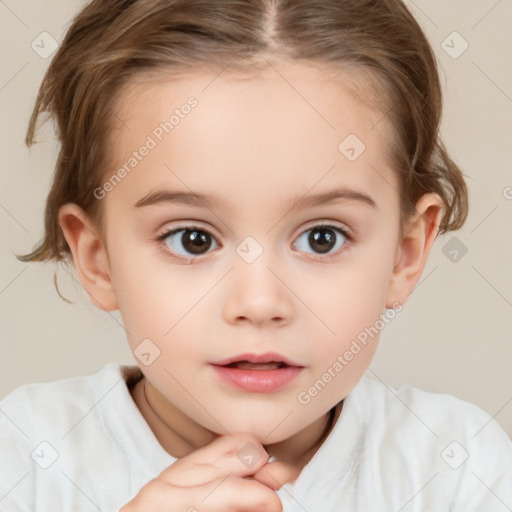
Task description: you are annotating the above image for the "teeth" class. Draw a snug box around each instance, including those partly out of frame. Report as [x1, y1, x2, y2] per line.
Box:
[230, 361, 285, 370]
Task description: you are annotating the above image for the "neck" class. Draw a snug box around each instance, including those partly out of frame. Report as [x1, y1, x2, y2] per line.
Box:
[131, 376, 342, 469]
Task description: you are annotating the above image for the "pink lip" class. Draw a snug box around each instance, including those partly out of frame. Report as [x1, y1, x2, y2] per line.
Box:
[209, 351, 304, 367]
[210, 365, 303, 393]
[209, 352, 304, 393]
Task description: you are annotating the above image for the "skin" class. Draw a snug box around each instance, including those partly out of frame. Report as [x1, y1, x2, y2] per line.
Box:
[58, 61, 442, 498]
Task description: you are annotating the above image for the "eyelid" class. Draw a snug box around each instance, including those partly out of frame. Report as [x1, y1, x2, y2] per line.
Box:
[292, 223, 353, 260]
[155, 219, 354, 263]
[155, 224, 220, 263]
[156, 221, 220, 240]
[297, 220, 352, 239]
[156, 219, 353, 241]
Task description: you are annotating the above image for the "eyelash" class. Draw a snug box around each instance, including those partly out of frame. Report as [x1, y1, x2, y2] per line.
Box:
[155, 223, 353, 264]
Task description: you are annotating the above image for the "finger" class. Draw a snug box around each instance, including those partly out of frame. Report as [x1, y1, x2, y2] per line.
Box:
[160, 433, 270, 487]
[121, 473, 282, 512]
[251, 459, 302, 490]
[190, 475, 283, 512]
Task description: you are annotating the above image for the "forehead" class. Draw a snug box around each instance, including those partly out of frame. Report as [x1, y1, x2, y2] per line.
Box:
[105, 61, 398, 210]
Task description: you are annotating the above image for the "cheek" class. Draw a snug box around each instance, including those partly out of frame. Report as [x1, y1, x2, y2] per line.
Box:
[300, 230, 398, 370]
[108, 236, 219, 358]
[306, 255, 396, 338]
[106, 233, 175, 341]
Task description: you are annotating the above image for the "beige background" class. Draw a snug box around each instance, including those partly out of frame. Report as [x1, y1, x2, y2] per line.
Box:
[1, 1, 511, 439]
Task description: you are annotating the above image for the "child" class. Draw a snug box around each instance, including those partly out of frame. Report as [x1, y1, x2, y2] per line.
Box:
[2, 0, 511, 510]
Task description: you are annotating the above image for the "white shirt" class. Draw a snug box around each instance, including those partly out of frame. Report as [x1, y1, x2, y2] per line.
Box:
[1, 363, 511, 511]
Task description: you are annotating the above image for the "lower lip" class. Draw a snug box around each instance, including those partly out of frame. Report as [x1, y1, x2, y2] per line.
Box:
[210, 364, 303, 393]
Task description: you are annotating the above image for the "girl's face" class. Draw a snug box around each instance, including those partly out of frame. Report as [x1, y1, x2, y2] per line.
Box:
[102, 61, 404, 443]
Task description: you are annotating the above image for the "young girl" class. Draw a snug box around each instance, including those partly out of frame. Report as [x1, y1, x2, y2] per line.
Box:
[2, 0, 511, 510]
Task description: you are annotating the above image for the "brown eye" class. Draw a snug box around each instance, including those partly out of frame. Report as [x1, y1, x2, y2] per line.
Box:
[179, 229, 212, 254]
[309, 228, 336, 254]
[159, 227, 218, 259]
[294, 225, 349, 258]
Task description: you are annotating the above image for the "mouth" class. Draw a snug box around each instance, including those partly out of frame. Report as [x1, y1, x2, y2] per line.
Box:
[209, 351, 304, 368]
[222, 361, 290, 370]
[209, 352, 304, 393]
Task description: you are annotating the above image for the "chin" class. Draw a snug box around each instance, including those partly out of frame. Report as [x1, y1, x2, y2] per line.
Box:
[240, 422, 303, 445]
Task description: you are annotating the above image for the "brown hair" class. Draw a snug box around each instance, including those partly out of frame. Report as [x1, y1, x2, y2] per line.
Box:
[18, 0, 468, 272]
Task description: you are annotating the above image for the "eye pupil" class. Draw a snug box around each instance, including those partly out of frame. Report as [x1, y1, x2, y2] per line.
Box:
[183, 230, 211, 254]
[309, 228, 336, 254]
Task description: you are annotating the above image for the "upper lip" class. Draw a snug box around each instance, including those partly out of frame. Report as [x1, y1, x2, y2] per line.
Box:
[209, 352, 304, 367]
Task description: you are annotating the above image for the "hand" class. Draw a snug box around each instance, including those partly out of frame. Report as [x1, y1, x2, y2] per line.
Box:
[119, 433, 297, 511]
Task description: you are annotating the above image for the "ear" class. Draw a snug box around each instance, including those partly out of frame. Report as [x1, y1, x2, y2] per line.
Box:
[385, 193, 444, 308]
[58, 203, 118, 311]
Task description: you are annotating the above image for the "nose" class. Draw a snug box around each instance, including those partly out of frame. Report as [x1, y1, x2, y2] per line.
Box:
[222, 249, 294, 327]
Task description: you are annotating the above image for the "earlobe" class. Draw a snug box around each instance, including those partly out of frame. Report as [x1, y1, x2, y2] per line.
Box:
[385, 193, 444, 308]
[58, 203, 118, 311]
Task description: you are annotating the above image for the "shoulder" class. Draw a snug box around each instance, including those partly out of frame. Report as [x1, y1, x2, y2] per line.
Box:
[348, 376, 512, 508]
[351, 375, 512, 449]
[0, 363, 137, 439]
[353, 375, 498, 433]
[0, 363, 140, 450]
[0, 363, 144, 509]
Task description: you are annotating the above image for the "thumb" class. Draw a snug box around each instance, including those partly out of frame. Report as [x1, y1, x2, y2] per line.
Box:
[251, 459, 302, 490]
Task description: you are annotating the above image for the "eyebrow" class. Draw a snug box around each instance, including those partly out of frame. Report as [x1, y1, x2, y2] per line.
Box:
[134, 187, 377, 211]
